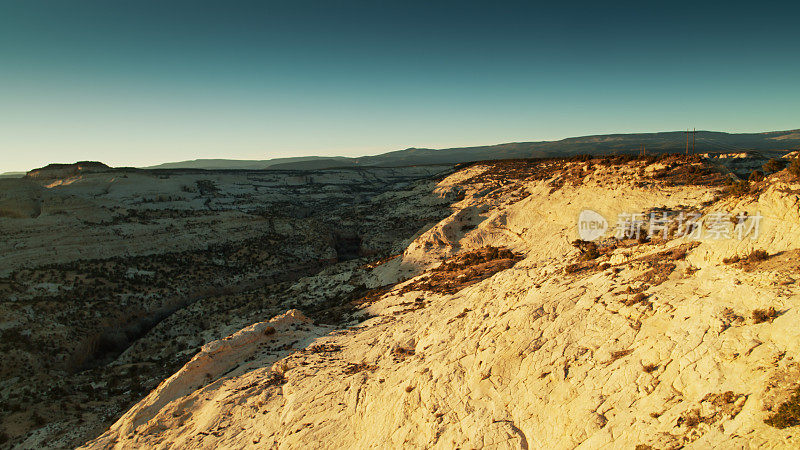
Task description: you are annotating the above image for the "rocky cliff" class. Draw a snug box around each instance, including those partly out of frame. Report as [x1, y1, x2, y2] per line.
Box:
[73, 154, 800, 449]
[0, 164, 454, 448]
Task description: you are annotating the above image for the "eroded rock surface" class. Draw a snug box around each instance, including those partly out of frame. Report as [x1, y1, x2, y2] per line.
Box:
[0, 165, 453, 448]
[77, 155, 800, 449]
[4, 155, 800, 448]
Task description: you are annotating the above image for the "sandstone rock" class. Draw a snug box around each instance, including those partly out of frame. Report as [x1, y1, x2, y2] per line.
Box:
[81, 156, 800, 449]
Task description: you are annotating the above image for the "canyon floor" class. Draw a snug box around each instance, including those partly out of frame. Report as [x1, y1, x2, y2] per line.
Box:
[2, 153, 800, 449]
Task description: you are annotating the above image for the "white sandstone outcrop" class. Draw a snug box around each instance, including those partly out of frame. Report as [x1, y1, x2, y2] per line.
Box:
[83, 157, 800, 449]
[101, 309, 329, 439]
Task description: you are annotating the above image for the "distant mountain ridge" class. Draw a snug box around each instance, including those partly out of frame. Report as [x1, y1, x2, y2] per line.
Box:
[82, 129, 800, 172]
[144, 156, 351, 170]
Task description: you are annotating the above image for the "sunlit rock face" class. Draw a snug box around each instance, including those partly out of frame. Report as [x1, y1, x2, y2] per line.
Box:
[5, 155, 800, 449]
[25, 161, 111, 181]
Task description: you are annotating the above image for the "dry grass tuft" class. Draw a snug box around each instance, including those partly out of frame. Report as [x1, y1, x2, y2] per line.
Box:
[752, 307, 779, 324]
[642, 363, 659, 373]
[306, 344, 342, 354]
[677, 391, 746, 428]
[610, 349, 633, 362]
[678, 409, 702, 427]
[721, 307, 745, 329]
[265, 371, 286, 386]
[747, 249, 769, 262]
[392, 347, 416, 361]
[723, 250, 770, 266]
[343, 362, 377, 375]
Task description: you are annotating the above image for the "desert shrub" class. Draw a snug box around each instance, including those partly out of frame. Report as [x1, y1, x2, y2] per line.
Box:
[306, 344, 341, 353]
[453, 308, 469, 319]
[568, 154, 593, 162]
[679, 409, 702, 428]
[670, 248, 687, 260]
[571, 240, 600, 260]
[753, 307, 779, 324]
[265, 371, 286, 386]
[392, 347, 415, 357]
[765, 387, 800, 428]
[343, 362, 377, 375]
[721, 250, 766, 265]
[435, 246, 518, 272]
[707, 391, 738, 406]
[763, 158, 788, 174]
[624, 292, 649, 306]
[31, 411, 45, 426]
[642, 363, 659, 373]
[748, 170, 765, 182]
[789, 158, 800, 179]
[722, 307, 745, 325]
[727, 180, 750, 196]
[195, 179, 219, 195]
[400, 246, 522, 295]
[747, 250, 769, 261]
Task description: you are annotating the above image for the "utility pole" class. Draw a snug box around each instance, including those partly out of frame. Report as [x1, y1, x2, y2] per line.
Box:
[686, 129, 689, 155]
[685, 129, 697, 155]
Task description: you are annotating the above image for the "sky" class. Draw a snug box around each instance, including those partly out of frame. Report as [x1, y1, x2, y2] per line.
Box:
[1, 0, 799, 172]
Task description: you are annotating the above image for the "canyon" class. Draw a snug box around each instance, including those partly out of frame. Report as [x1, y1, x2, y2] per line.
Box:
[2, 152, 800, 448]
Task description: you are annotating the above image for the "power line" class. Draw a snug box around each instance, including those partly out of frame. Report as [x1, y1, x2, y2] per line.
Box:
[685, 129, 697, 155]
[696, 136, 749, 152]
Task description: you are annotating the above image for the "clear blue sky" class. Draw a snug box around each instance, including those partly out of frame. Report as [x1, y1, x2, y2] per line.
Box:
[1, 0, 798, 172]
